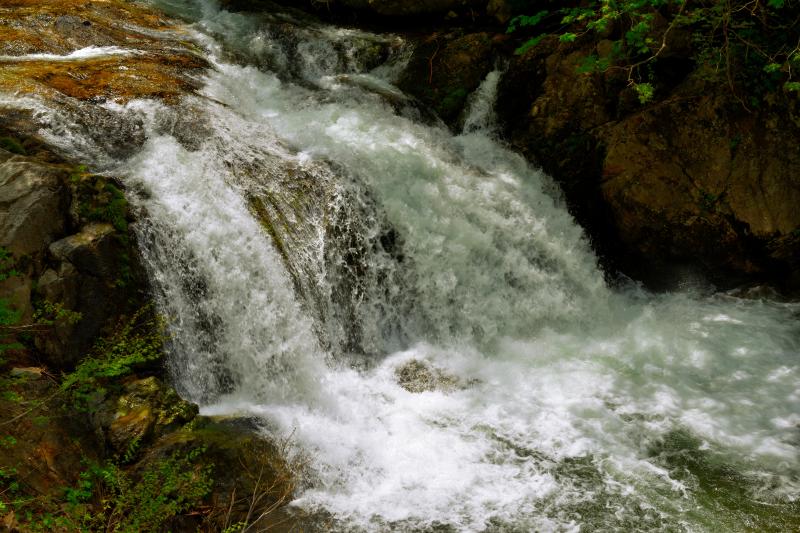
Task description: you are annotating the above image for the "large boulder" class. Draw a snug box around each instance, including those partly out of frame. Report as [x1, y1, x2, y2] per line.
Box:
[36, 223, 141, 368]
[601, 89, 800, 285]
[0, 152, 69, 258]
[497, 38, 800, 290]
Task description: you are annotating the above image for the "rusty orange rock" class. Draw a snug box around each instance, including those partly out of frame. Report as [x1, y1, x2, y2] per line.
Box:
[0, 0, 207, 102]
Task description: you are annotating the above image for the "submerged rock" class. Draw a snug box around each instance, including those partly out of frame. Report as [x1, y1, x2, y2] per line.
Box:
[395, 359, 461, 392]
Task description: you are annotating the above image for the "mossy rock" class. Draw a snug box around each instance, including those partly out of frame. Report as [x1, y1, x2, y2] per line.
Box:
[95, 376, 199, 457]
[143, 416, 302, 531]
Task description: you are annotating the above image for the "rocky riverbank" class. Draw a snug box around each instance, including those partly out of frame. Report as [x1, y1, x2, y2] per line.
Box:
[0, 1, 299, 530]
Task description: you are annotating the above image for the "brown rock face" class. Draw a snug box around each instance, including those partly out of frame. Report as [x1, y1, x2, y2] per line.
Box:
[36, 221, 144, 368]
[601, 92, 800, 280]
[398, 32, 495, 128]
[498, 39, 800, 290]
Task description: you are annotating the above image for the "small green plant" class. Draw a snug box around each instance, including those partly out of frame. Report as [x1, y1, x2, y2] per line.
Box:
[32, 300, 82, 327]
[64, 468, 96, 506]
[700, 190, 720, 211]
[70, 167, 131, 234]
[634, 82, 655, 103]
[120, 436, 142, 465]
[0, 136, 26, 155]
[0, 247, 20, 282]
[61, 306, 165, 409]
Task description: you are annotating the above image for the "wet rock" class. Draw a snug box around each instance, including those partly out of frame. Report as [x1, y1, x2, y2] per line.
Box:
[36, 222, 144, 368]
[95, 376, 199, 455]
[0, 154, 69, 257]
[601, 87, 800, 286]
[0, 0, 208, 103]
[49, 223, 117, 278]
[398, 32, 495, 128]
[395, 359, 460, 392]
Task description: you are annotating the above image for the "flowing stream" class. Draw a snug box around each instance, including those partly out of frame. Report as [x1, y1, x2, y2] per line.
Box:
[5, 0, 800, 530]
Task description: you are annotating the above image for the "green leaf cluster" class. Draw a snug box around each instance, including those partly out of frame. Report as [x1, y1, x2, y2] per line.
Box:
[70, 167, 130, 234]
[61, 307, 165, 409]
[507, 0, 800, 103]
[64, 449, 212, 532]
[0, 136, 26, 155]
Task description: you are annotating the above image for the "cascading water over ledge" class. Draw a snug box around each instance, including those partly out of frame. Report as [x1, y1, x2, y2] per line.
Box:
[3, 0, 799, 530]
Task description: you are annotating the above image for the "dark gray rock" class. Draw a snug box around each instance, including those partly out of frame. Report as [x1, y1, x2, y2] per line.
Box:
[0, 153, 69, 257]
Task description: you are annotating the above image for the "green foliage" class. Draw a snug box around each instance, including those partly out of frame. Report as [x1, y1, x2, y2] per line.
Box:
[0, 299, 22, 332]
[16, 449, 212, 532]
[559, 32, 577, 43]
[70, 167, 130, 234]
[0, 247, 20, 282]
[0, 136, 26, 155]
[33, 300, 82, 327]
[111, 448, 212, 531]
[120, 436, 142, 465]
[515, 34, 546, 55]
[508, 0, 800, 104]
[63, 449, 212, 532]
[634, 82, 655, 103]
[65, 468, 96, 506]
[61, 307, 165, 409]
[0, 248, 24, 356]
[507, 10, 549, 33]
[437, 87, 469, 118]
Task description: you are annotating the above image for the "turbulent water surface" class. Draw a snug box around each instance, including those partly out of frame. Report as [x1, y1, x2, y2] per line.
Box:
[5, 0, 800, 530]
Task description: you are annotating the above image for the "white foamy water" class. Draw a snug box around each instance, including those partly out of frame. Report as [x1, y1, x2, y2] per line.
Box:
[4, 0, 799, 530]
[0, 46, 139, 62]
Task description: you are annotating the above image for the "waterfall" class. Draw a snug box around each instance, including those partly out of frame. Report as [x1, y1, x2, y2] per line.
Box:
[4, 0, 799, 530]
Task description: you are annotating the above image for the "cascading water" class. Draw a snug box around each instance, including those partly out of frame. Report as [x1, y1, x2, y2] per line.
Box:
[4, 0, 799, 529]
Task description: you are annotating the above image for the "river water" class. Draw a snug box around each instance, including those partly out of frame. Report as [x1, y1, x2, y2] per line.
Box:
[7, 0, 800, 530]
